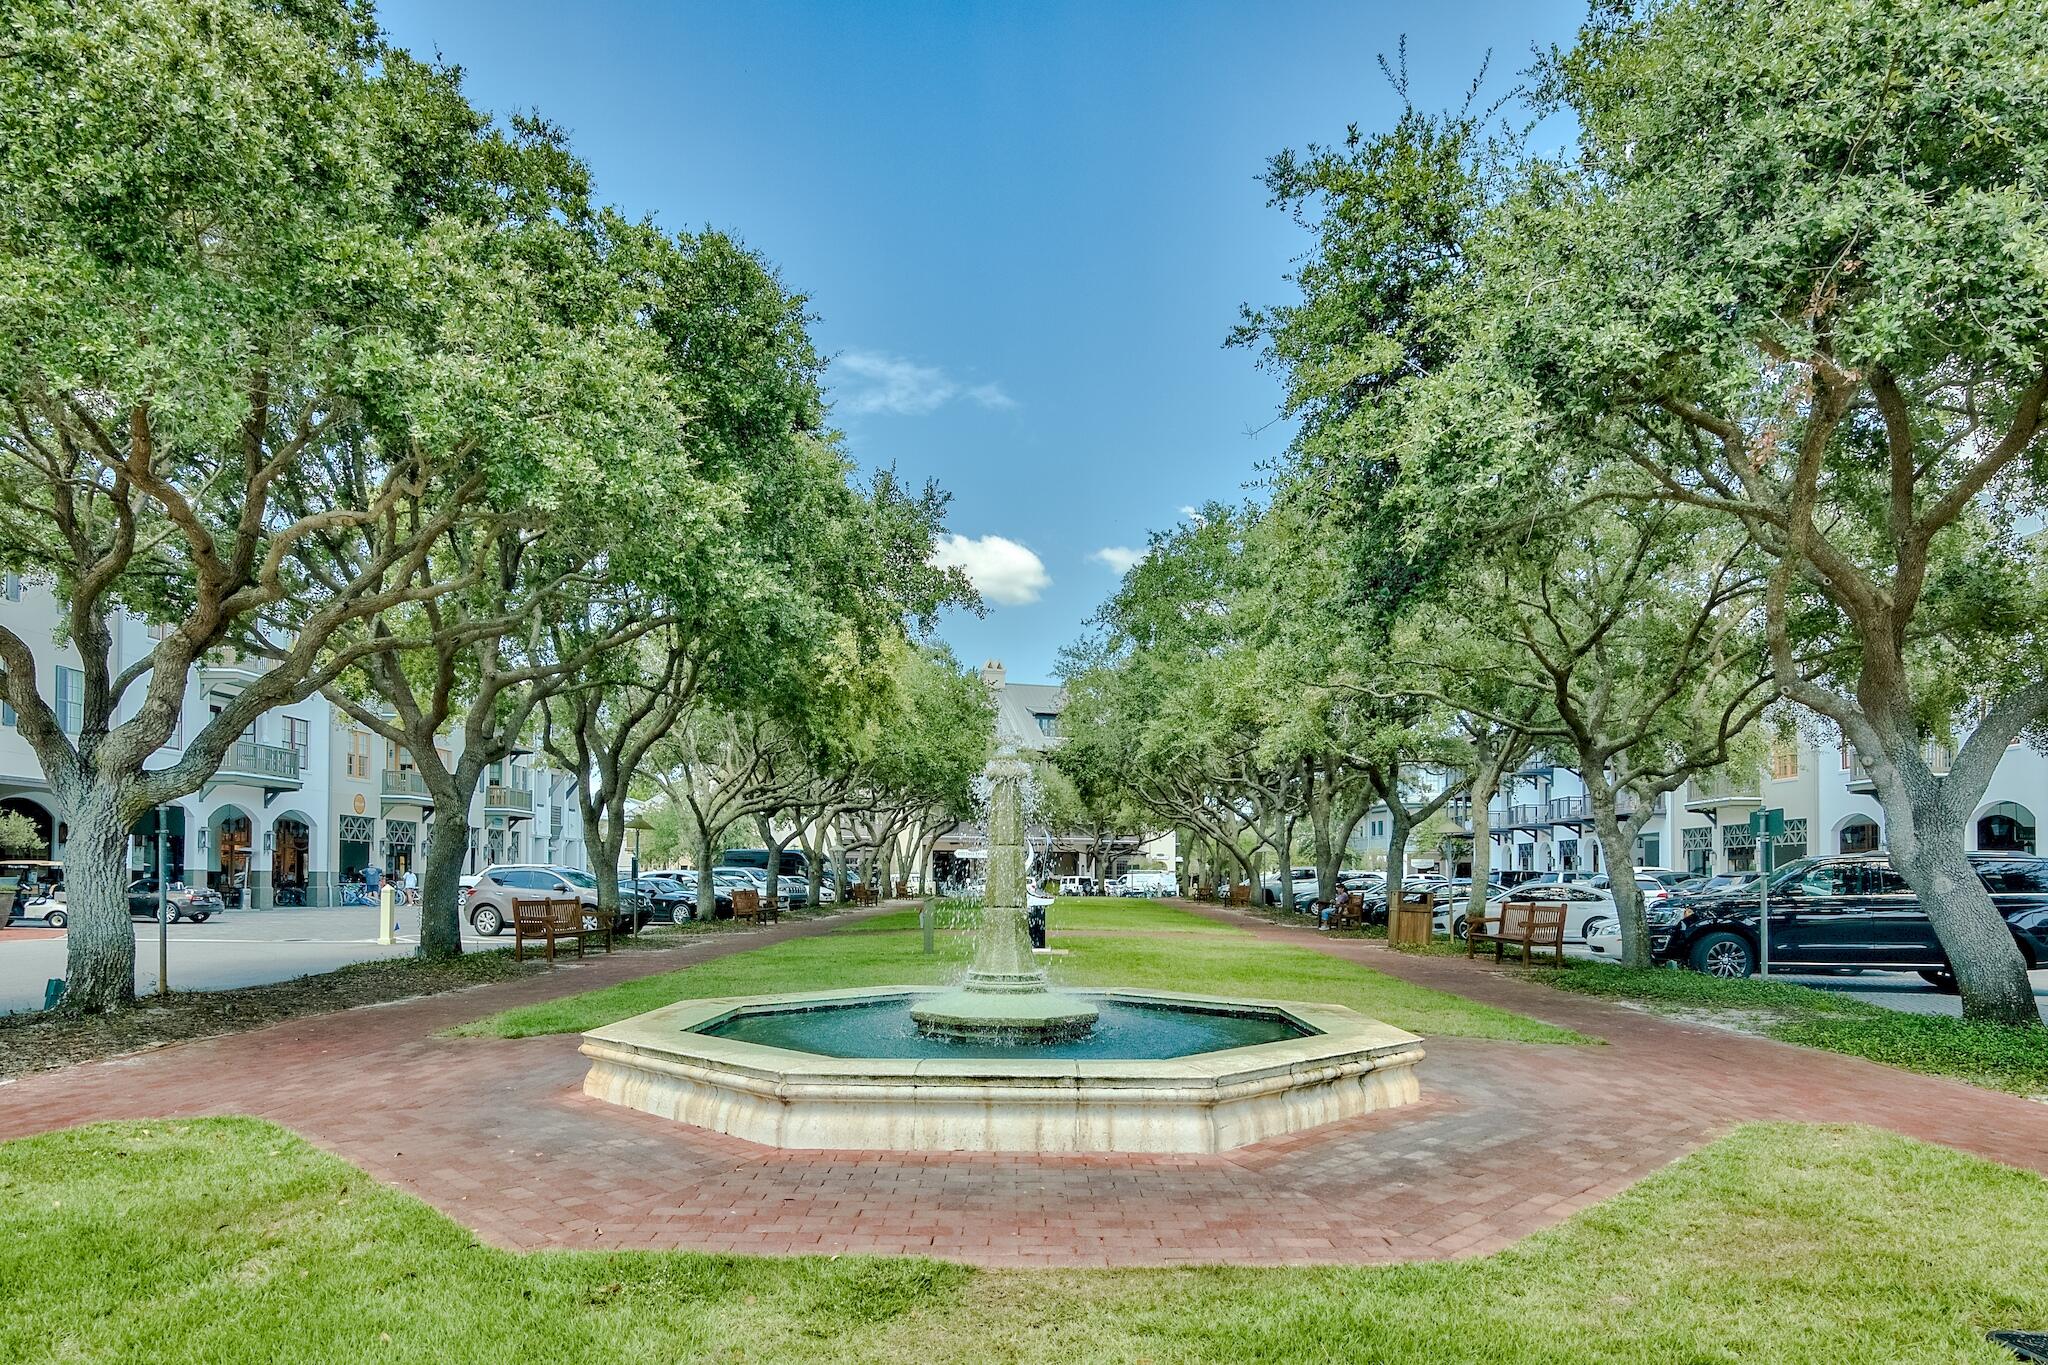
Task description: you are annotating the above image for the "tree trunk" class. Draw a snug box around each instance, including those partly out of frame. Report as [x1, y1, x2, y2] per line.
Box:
[1888, 778, 2039, 1026]
[1466, 771, 1499, 941]
[589, 798, 626, 927]
[59, 789, 138, 1012]
[1277, 816, 1297, 912]
[417, 811, 470, 960]
[1383, 808, 1411, 924]
[1588, 785, 1647, 968]
[695, 828, 718, 919]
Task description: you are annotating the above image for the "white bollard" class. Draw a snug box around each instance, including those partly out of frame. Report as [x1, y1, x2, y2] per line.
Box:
[377, 884, 396, 945]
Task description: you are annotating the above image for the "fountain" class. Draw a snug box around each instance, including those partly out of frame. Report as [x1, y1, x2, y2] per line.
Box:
[909, 747, 1098, 1041]
[579, 747, 1425, 1153]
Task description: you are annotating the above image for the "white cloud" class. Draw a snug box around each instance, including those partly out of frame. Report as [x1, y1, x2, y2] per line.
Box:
[1179, 505, 1205, 524]
[834, 350, 1015, 417]
[1090, 545, 1145, 574]
[930, 533, 1050, 606]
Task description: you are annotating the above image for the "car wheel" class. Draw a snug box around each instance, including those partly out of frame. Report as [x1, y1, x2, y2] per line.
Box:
[1578, 916, 1609, 944]
[1690, 931, 1755, 979]
[46, 908, 67, 929]
[1917, 969, 1960, 993]
[187, 912, 209, 923]
[472, 905, 503, 937]
[1451, 914, 1469, 941]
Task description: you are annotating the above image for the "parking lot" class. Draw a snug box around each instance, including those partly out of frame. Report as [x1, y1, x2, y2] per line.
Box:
[0, 906, 503, 1014]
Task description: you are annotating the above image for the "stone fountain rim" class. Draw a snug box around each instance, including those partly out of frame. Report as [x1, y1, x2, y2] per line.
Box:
[580, 985, 1422, 1087]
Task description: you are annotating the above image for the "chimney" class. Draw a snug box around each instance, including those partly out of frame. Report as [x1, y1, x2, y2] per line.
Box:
[981, 659, 1006, 689]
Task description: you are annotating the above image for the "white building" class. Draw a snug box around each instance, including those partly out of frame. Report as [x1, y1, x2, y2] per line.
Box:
[929, 661, 1176, 884]
[1365, 732, 2041, 882]
[0, 577, 589, 906]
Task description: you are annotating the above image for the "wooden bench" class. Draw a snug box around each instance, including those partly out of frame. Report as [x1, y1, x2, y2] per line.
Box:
[1328, 891, 1366, 931]
[893, 880, 910, 900]
[511, 896, 610, 963]
[1228, 882, 1251, 907]
[1467, 899, 1566, 966]
[731, 887, 778, 925]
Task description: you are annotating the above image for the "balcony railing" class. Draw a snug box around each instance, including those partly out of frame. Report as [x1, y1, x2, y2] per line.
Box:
[381, 769, 432, 803]
[1548, 794, 1591, 823]
[1507, 803, 1548, 828]
[485, 784, 533, 816]
[1614, 789, 1668, 818]
[216, 739, 303, 789]
[1684, 772, 1761, 811]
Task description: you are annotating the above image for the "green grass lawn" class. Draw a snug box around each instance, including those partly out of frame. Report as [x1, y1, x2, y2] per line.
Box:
[5, 1117, 2045, 1363]
[454, 898, 1584, 1043]
[1527, 963, 2048, 1097]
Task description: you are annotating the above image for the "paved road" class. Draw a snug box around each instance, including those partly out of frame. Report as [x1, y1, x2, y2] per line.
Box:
[1768, 966, 2048, 1022]
[0, 906, 507, 1014]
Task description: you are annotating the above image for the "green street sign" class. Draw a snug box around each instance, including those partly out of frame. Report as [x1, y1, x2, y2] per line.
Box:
[1748, 807, 1784, 838]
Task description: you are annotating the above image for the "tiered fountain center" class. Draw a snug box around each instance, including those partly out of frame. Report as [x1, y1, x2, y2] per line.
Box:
[908, 748, 1100, 1043]
[581, 747, 1425, 1154]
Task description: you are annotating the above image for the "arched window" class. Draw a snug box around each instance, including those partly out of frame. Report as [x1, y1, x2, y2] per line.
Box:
[1839, 818, 1880, 854]
[1976, 802, 2036, 854]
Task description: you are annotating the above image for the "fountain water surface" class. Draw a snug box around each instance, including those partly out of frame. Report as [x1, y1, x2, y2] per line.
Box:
[910, 746, 1098, 1041]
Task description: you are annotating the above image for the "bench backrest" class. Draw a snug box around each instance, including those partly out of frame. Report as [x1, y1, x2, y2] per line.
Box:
[1499, 900, 1565, 940]
[731, 888, 761, 917]
[512, 896, 586, 932]
[1228, 883, 1251, 905]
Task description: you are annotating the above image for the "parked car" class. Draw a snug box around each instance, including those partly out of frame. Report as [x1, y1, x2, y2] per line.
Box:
[1655, 852, 2048, 982]
[464, 864, 652, 937]
[1055, 875, 1094, 897]
[1120, 870, 1178, 898]
[112, 877, 224, 927]
[1263, 868, 1323, 907]
[1431, 882, 1521, 937]
[622, 876, 692, 923]
[1588, 872, 1677, 908]
[718, 848, 811, 880]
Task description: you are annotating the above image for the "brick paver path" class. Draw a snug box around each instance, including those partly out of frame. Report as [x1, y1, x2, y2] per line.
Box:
[3, 900, 2045, 1267]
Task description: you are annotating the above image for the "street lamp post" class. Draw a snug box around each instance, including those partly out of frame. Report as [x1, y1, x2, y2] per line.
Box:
[156, 805, 169, 997]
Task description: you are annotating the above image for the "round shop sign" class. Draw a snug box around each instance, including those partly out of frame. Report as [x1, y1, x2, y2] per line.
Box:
[352, 793, 366, 814]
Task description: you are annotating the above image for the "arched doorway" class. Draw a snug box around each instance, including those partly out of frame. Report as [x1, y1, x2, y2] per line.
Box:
[1838, 816, 1880, 854]
[270, 811, 312, 906]
[0, 795, 55, 859]
[1976, 802, 2037, 854]
[208, 806, 252, 900]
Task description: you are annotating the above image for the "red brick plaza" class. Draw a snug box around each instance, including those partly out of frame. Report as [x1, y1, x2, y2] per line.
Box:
[4, 904, 2045, 1268]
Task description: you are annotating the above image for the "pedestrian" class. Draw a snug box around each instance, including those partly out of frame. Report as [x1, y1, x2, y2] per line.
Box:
[364, 863, 382, 895]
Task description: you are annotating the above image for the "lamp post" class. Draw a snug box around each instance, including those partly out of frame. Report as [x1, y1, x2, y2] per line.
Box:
[155, 804, 169, 997]
[625, 813, 653, 886]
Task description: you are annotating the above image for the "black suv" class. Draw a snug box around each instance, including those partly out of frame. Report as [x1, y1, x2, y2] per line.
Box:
[1656, 853, 2048, 984]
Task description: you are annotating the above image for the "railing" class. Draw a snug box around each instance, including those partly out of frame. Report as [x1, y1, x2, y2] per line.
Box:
[1548, 794, 1591, 822]
[382, 769, 432, 801]
[1687, 773, 1760, 807]
[219, 739, 302, 785]
[1507, 803, 1548, 827]
[1614, 790, 1668, 818]
[485, 784, 533, 814]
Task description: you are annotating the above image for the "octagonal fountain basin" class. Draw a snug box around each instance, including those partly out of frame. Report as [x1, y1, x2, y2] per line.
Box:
[579, 987, 1424, 1154]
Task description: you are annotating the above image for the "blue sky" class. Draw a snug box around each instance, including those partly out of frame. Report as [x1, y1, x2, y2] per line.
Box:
[378, 0, 1584, 681]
